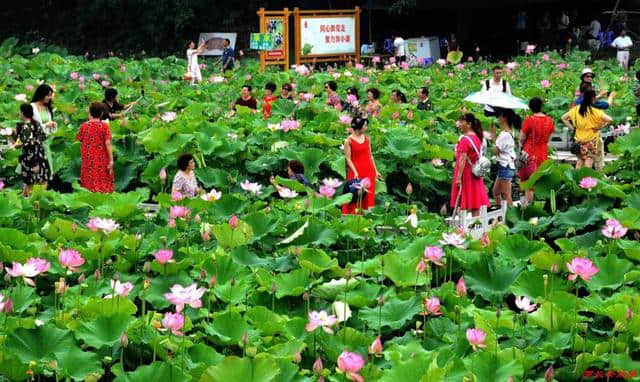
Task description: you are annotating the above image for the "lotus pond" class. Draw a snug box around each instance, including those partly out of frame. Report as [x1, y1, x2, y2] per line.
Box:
[1, 38, 640, 381]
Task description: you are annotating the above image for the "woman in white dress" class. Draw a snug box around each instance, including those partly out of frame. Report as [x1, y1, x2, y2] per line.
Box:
[30, 84, 57, 175]
[186, 41, 206, 85]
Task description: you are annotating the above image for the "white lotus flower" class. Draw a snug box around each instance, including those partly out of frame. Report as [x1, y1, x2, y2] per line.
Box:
[322, 178, 343, 188]
[332, 301, 352, 323]
[201, 189, 222, 201]
[240, 180, 262, 195]
[278, 187, 298, 198]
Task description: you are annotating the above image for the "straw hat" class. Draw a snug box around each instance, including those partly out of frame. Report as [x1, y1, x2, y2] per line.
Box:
[580, 68, 595, 80]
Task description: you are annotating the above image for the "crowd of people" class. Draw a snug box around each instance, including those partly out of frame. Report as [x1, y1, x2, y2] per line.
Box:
[4, 54, 638, 219]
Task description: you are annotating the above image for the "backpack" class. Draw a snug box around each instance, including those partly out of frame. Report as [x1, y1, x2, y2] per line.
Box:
[485, 79, 507, 92]
[463, 135, 491, 178]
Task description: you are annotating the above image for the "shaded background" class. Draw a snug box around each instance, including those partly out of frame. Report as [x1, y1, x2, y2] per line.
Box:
[0, 0, 635, 58]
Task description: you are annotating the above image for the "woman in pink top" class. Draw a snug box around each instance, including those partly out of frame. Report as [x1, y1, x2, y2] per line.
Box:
[450, 113, 490, 217]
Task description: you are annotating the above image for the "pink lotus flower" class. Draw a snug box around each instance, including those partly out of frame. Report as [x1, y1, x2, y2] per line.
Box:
[162, 312, 184, 336]
[313, 358, 323, 374]
[422, 297, 442, 315]
[101, 80, 110, 88]
[87, 217, 120, 234]
[0, 180, 4, 190]
[106, 279, 134, 298]
[300, 92, 313, 102]
[120, 65, 127, 72]
[355, 63, 364, 70]
[169, 206, 190, 219]
[339, 115, 352, 125]
[0, 293, 13, 313]
[566, 257, 599, 282]
[25, 84, 34, 91]
[515, 296, 537, 312]
[319, 185, 336, 198]
[436, 58, 446, 66]
[467, 56, 474, 62]
[466, 328, 486, 351]
[294, 65, 310, 76]
[448, 72, 454, 78]
[440, 232, 466, 249]
[323, 178, 342, 188]
[201, 230, 211, 241]
[92, 73, 101, 80]
[372, 56, 381, 63]
[353, 177, 370, 192]
[164, 283, 206, 312]
[78, 76, 85, 82]
[389, 56, 396, 64]
[159, 168, 167, 182]
[401, 61, 410, 70]
[154, 249, 174, 264]
[54, 277, 68, 294]
[540, 80, 551, 88]
[506, 62, 519, 70]
[346, 94, 357, 105]
[424, 246, 444, 266]
[171, 190, 184, 201]
[332, 72, 341, 79]
[525, 45, 536, 54]
[161, 112, 177, 122]
[431, 158, 443, 167]
[78, 83, 86, 90]
[456, 276, 467, 296]
[456, 63, 465, 71]
[384, 64, 392, 71]
[281, 119, 300, 132]
[278, 187, 298, 198]
[557, 63, 568, 70]
[305, 310, 338, 334]
[579, 177, 597, 191]
[368, 336, 383, 355]
[168, 218, 176, 228]
[229, 214, 238, 228]
[58, 249, 85, 271]
[336, 351, 365, 382]
[359, 77, 370, 84]
[415, 259, 426, 273]
[480, 69, 488, 76]
[240, 180, 262, 195]
[542, 53, 550, 61]
[6, 258, 51, 286]
[69, 72, 79, 80]
[601, 219, 627, 239]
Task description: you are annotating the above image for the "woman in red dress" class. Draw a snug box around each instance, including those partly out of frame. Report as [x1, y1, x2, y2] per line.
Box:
[342, 117, 383, 214]
[450, 113, 490, 217]
[519, 97, 555, 203]
[77, 102, 114, 193]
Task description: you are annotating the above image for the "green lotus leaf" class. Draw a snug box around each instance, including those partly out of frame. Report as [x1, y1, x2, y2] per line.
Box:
[6, 325, 75, 363]
[385, 133, 423, 160]
[380, 341, 437, 382]
[274, 268, 314, 298]
[470, 351, 524, 382]
[72, 313, 134, 349]
[0, 353, 29, 381]
[56, 344, 103, 381]
[288, 219, 337, 247]
[297, 248, 339, 274]
[212, 220, 253, 249]
[199, 355, 279, 382]
[113, 361, 187, 382]
[606, 207, 640, 230]
[496, 234, 547, 261]
[205, 311, 253, 345]
[359, 295, 421, 330]
[382, 251, 427, 288]
[465, 256, 523, 304]
[588, 252, 633, 291]
[552, 206, 604, 235]
[528, 301, 575, 331]
[510, 270, 567, 299]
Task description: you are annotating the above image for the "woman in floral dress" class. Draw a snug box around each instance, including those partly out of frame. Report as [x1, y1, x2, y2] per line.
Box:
[12, 104, 51, 196]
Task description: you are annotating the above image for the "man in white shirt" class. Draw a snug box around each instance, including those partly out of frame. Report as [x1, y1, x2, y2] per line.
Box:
[393, 35, 406, 63]
[589, 18, 601, 39]
[481, 66, 512, 116]
[611, 30, 633, 70]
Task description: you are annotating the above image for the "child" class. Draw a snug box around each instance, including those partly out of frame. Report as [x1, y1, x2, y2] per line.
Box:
[263, 82, 277, 119]
[270, 160, 313, 191]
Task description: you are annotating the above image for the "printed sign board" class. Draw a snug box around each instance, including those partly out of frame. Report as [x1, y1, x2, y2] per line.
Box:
[299, 17, 356, 55]
[250, 33, 274, 50]
[265, 17, 285, 57]
[198, 33, 237, 56]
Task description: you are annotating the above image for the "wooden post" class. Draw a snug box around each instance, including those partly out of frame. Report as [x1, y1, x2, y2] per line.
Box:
[355, 6, 361, 63]
[283, 8, 290, 70]
[293, 7, 301, 67]
[257, 8, 266, 72]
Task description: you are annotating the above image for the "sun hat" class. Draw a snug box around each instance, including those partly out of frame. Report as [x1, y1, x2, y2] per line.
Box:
[580, 68, 595, 80]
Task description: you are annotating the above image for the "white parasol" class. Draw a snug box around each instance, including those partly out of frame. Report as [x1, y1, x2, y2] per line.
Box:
[464, 91, 529, 110]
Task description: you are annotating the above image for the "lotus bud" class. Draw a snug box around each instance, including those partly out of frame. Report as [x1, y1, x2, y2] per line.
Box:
[384, 201, 391, 209]
[159, 168, 167, 183]
[4, 273, 11, 283]
[271, 282, 277, 293]
[143, 279, 151, 289]
[346, 268, 353, 279]
[302, 292, 310, 301]
[544, 365, 554, 381]
[313, 357, 323, 374]
[112, 272, 120, 281]
[295, 247, 301, 257]
[202, 230, 211, 242]
[1, 297, 13, 313]
[194, 214, 201, 223]
[305, 198, 310, 209]
[550, 264, 558, 273]
[292, 352, 302, 363]
[143, 261, 151, 273]
[242, 332, 249, 346]
[47, 360, 58, 371]
[200, 269, 207, 280]
[627, 308, 633, 320]
[229, 214, 238, 228]
[406, 182, 413, 195]
[120, 332, 128, 348]
[507, 377, 514, 382]
[71, 223, 78, 232]
[543, 274, 548, 290]
[106, 258, 113, 266]
[209, 276, 217, 287]
[378, 294, 385, 306]
[94, 268, 101, 280]
[103, 356, 113, 365]
[168, 218, 176, 228]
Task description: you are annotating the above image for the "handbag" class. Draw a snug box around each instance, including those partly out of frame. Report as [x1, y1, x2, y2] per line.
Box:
[516, 122, 535, 169]
[568, 112, 581, 155]
[183, 72, 193, 81]
[342, 178, 368, 204]
[462, 135, 491, 177]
